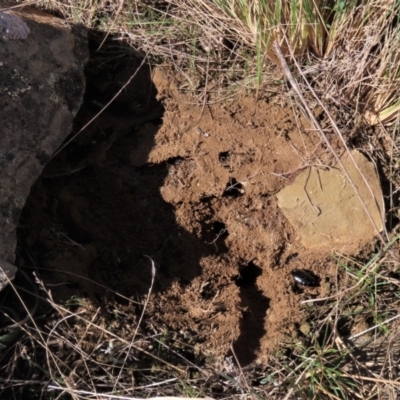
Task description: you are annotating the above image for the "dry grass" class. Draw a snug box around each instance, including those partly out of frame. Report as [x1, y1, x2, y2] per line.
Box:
[20, 0, 400, 125]
[0, 268, 275, 399]
[1, 0, 400, 399]
[3, 245, 400, 399]
[112, 0, 399, 128]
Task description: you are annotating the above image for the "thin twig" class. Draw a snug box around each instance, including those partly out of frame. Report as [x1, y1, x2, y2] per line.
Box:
[348, 313, 400, 341]
[114, 256, 156, 388]
[47, 386, 215, 400]
[49, 56, 148, 162]
[23, 263, 141, 305]
[44, 297, 185, 373]
[344, 374, 400, 387]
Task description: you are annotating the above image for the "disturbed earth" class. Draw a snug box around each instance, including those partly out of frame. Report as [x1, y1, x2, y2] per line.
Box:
[20, 56, 375, 365]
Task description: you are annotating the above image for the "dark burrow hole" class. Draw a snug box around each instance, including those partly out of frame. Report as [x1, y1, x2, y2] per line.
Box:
[166, 156, 185, 166]
[200, 194, 216, 203]
[232, 262, 269, 365]
[200, 282, 219, 300]
[284, 252, 298, 264]
[200, 220, 229, 253]
[218, 151, 230, 167]
[223, 177, 244, 197]
[234, 261, 261, 288]
[213, 221, 228, 238]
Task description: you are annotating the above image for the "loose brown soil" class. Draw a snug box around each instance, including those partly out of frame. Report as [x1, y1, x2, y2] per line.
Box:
[20, 56, 366, 366]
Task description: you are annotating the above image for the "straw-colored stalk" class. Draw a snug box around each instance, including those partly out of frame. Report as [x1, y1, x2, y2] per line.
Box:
[363, 11, 400, 125]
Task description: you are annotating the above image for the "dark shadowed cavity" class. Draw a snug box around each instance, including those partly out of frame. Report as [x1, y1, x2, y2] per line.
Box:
[18, 40, 213, 300]
[232, 261, 269, 365]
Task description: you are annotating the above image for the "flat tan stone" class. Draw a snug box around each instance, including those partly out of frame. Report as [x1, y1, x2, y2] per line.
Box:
[276, 150, 384, 251]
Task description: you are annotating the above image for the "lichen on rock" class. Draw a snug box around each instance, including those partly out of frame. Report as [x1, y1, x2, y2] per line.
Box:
[0, 11, 30, 41]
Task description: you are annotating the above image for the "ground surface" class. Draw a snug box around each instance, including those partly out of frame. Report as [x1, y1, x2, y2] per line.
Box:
[20, 56, 374, 366]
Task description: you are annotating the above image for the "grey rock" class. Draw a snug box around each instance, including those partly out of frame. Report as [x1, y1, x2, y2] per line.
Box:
[0, 7, 88, 290]
[0, 259, 17, 290]
[0, 11, 30, 41]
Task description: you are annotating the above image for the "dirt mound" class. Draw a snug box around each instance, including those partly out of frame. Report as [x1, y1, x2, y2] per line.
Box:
[20, 57, 377, 365]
